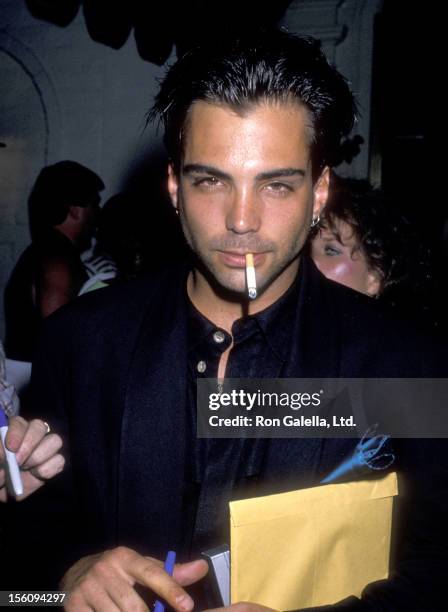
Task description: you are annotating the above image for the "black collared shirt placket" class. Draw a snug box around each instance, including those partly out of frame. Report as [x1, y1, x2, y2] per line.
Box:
[184, 275, 301, 557]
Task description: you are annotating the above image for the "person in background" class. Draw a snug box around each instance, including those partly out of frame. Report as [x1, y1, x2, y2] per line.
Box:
[3, 161, 104, 361]
[94, 194, 146, 282]
[310, 175, 431, 315]
[79, 193, 145, 295]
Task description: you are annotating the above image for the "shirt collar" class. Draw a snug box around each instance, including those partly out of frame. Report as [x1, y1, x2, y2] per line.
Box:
[251, 264, 302, 361]
[187, 291, 222, 352]
[187, 260, 303, 361]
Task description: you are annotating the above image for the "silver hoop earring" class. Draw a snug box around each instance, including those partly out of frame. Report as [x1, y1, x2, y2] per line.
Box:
[310, 214, 320, 228]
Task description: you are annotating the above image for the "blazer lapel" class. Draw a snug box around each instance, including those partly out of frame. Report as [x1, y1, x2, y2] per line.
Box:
[118, 269, 189, 557]
[287, 256, 342, 380]
[263, 257, 346, 488]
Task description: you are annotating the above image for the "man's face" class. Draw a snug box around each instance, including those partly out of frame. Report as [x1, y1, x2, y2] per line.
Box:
[168, 101, 329, 300]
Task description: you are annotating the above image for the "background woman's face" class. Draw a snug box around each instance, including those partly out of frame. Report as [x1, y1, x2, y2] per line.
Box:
[311, 219, 381, 296]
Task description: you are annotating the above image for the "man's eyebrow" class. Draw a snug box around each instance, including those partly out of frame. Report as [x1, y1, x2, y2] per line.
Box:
[182, 164, 306, 182]
[182, 164, 231, 181]
[255, 168, 306, 181]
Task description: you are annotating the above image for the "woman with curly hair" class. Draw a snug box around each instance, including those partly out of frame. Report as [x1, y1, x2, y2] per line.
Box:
[310, 174, 431, 309]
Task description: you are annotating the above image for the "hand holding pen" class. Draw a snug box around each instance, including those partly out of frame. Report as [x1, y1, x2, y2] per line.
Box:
[0, 413, 64, 501]
[62, 547, 209, 611]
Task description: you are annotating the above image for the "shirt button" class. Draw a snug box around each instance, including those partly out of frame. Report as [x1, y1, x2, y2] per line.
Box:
[197, 360, 207, 373]
[213, 330, 226, 344]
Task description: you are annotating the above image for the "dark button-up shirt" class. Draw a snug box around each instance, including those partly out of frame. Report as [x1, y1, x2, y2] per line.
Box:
[184, 269, 302, 556]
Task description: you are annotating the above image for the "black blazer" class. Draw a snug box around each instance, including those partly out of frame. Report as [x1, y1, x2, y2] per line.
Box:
[4, 257, 448, 611]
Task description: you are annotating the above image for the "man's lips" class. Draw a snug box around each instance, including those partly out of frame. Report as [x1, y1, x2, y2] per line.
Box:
[217, 251, 266, 268]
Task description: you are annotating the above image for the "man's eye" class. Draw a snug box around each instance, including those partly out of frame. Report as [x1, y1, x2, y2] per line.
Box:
[192, 177, 222, 188]
[265, 182, 293, 195]
[324, 245, 342, 256]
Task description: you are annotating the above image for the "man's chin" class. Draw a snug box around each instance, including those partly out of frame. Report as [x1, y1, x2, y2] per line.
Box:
[192, 253, 271, 299]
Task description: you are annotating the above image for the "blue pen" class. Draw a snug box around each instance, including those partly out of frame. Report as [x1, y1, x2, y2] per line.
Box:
[154, 550, 176, 612]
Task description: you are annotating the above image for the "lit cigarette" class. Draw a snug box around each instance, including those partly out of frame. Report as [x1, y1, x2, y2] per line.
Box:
[245, 253, 257, 299]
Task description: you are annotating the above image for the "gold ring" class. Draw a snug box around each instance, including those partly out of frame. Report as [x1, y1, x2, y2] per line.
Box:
[43, 421, 51, 435]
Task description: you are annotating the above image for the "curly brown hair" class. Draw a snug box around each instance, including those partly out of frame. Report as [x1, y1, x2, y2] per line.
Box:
[310, 173, 431, 301]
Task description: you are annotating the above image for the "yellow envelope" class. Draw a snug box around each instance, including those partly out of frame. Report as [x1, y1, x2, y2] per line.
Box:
[230, 472, 398, 610]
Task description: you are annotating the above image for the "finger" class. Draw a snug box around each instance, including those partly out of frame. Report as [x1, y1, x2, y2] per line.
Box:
[65, 588, 111, 612]
[28, 453, 65, 481]
[3, 416, 29, 453]
[65, 567, 124, 612]
[96, 601, 121, 612]
[75, 585, 122, 612]
[0, 467, 38, 503]
[124, 555, 194, 612]
[61, 553, 103, 592]
[14, 419, 52, 465]
[21, 433, 63, 470]
[0, 452, 62, 502]
[13, 471, 45, 500]
[92, 558, 149, 612]
[173, 559, 209, 586]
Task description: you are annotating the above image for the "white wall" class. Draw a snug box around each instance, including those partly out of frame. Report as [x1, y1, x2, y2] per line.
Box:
[280, 0, 383, 179]
[0, 0, 170, 339]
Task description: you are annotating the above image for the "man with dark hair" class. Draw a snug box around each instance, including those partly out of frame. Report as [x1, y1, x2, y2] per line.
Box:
[4, 161, 104, 361]
[7, 32, 447, 611]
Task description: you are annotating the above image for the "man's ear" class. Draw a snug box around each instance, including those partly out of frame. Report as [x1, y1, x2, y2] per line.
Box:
[167, 164, 179, 210]
[313, 166, 330, 220]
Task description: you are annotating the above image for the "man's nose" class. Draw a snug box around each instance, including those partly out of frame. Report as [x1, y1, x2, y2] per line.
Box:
[225, 188, 261, 234]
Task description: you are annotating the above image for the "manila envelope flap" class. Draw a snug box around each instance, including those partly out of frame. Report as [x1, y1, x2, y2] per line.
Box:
[230, 472, 398, 610]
